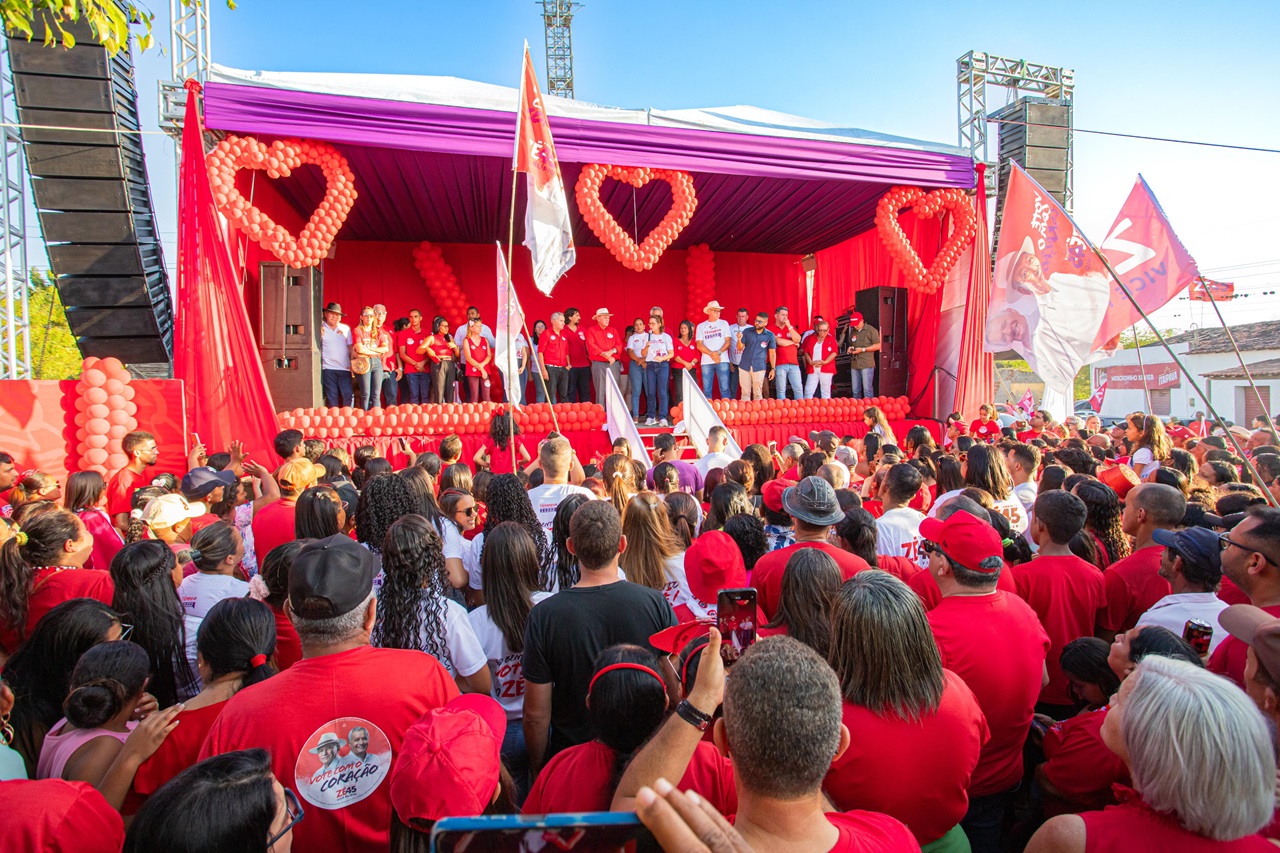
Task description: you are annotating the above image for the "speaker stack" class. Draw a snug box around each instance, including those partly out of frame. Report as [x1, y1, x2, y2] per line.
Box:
[259, 262, 323, 411]
[832, 286, 909, 399]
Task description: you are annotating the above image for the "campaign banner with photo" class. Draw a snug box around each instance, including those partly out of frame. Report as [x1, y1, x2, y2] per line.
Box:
[984, 164, 1118, 395]
[1104, 362, 1181, 390]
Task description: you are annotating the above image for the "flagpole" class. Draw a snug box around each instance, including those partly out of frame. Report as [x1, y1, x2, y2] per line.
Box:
[1196, 275, 1270, 428]
[1087, 249, 1276, 506]
[1129, 325, 1153, 413]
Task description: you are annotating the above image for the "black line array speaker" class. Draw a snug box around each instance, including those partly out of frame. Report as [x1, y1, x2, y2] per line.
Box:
[992, 97, 1071, 245]
[833, 286, 908, 399]
[259, 262, 322, 411]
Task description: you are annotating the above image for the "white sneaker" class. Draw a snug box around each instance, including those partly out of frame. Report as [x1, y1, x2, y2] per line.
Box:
[659, 418, 669, 427]
[645, 417, 656, 426]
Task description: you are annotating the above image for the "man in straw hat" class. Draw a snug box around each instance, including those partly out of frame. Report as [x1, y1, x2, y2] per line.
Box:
[695, 300, 733, 399]
[321, 302, 354, 408]
[585, 307, 622, 405]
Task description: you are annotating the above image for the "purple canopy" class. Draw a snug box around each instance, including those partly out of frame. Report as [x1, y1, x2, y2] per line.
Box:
[203, 80, 975, 254]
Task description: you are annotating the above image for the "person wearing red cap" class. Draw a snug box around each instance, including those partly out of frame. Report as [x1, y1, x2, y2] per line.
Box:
[759, 478, 796, 552]
[1097, 484, 1186, 642]
[921, 510, 1049, 853]
[1209, 507, 1280, 687]
[388, 694, 514, 845]
[0, 778, 124, 853]
[841, 310, 880, 399]
[751, 477, 870, 620]
[1016, 491, 1106, 718]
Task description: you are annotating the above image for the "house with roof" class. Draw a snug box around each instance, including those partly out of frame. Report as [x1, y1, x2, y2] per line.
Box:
[1088, 319, 1280, 424]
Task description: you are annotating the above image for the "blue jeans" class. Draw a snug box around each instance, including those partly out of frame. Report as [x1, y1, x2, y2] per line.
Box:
[517, 368, 529, 405]
[961, 787, 1015, 853]
[406, 372, 430, 404]
[503, 717, 531, 806]
[728, 362, 740, 398]
[701, 362, 730, 398]
[629, 361, 646, 416]
[380, 373, 398, 408]
[645, 362, 670, 421]
[850, 366, 876, 398]
[321, 369, 352, 408]
[357, 362, 384, 410]
[775, 363, 802, 399]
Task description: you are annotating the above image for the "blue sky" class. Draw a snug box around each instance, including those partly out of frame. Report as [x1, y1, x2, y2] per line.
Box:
[119, 0, 1280, 331]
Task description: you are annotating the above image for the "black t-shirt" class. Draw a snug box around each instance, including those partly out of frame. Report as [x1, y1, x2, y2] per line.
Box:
[523, 579, 677, 757]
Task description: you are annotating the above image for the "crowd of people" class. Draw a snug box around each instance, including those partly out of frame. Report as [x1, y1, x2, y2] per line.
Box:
[2, 402, 1280, 853]
[319, 300, 885, 418]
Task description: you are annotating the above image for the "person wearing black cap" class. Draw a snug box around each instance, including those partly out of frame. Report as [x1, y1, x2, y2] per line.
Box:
[320, 302, 353, 408]
[841, 311, 880, 399]
[1135, 527, 1228, 654]
[200, 534, 459, 852]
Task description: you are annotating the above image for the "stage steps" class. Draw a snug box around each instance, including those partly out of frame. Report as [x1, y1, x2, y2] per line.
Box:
[6, 18, 173, 366]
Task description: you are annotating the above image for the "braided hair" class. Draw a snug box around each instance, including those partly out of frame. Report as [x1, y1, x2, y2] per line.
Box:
[480, 474, 555, 590]
[356, 473, 414, 555]
[1074, 480, 1130, 564]
[370, 515, 453, 670]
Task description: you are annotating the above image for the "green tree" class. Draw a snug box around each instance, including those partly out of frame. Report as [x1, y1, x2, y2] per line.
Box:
[1, 1, 236, 55]
[27, 269, 82, 379]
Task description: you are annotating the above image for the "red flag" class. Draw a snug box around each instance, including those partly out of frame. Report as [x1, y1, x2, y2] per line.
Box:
[515, 44, 575, 295]
[1089, 378, 1107, 412]
[1189, 278, 1235, 302]
[175, 82, 279, 461]
[1092, 176, 1199, 348]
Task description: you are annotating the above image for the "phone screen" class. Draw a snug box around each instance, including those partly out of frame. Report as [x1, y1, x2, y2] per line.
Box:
[431, 813, 655, 853]
[717, 588, 757, 667]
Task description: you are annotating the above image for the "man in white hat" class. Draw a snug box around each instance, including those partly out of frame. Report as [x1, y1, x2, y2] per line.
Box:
[585, 307, 622, 405]
[695, 300, 733, 399]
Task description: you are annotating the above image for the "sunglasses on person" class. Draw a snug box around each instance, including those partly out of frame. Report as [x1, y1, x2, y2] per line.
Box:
[456, 506, 477, 517]
[267, 787, 305, 849]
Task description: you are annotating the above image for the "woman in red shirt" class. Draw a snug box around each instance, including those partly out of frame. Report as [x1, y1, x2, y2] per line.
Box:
[671, 320, 699, 408]
[824, 571, 988, 849]
[970, 403, 1001, 444]
[126, 597, 278, 815]
[64, 470, 124, 573]
[463, 320, 493, 403]
[420, 315, 461, 404]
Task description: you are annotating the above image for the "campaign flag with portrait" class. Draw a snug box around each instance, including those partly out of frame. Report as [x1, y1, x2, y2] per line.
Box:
[493, 242, 525, 407]
[984, 165, 1118, 396]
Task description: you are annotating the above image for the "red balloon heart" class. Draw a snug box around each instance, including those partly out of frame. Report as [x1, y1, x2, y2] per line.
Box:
[576, 165, 698, 272]
[874, 186, 978, 295]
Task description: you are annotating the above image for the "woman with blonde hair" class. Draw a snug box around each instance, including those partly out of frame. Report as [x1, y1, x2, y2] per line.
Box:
[1125, 413, 1171, 480]
[1027, 655, 1276, 852]
[601, 453, 638, 519]
[620, 493, 684, 599]
[863, 406, 897, 447]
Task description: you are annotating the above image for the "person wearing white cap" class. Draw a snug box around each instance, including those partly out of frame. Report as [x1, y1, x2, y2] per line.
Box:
[585, 307, 622, 406]
[695, 301, 733, 399]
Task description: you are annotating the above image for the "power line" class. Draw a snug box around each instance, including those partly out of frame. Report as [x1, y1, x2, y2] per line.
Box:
[990, 117, 1280, 155]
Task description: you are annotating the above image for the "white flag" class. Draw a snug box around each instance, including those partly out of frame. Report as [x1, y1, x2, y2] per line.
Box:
[516, 45, 575, 295]
[681, 370, 743, 459]
[494, 243, 526, 407]
[604, 369, 652, 469]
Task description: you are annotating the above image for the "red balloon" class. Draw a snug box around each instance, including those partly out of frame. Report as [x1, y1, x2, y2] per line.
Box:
[84, 447, 109, 466]
[106, 452, 128, 471]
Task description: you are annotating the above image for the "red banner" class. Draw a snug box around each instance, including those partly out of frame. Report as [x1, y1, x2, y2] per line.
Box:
[1088, 378, 1107, 411]
[1104, 363, 1181, 390]
[1189, 278, 1235, 302]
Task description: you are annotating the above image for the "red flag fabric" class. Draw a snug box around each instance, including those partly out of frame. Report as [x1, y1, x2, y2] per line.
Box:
[1017, 389, 1035, 416]
[1092, 176, 1199, 348]
[1189, 278, 1235, 302]
[515, 45, 575, 296]
[175, 82, 279, 461]
[1089, 378, 1107, 412]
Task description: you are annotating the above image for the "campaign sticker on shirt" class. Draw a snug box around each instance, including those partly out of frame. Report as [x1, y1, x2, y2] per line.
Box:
[295, 718, 392, 810]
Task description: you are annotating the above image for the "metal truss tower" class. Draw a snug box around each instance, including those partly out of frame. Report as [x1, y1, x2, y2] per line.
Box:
[540, 0, 580, 99]
[158, 0, 212, 138]
[956, 51, 1075, 207]
[0, 36, 30, 379]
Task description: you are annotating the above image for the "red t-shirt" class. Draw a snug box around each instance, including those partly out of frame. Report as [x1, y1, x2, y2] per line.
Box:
[908, 562, 1018, 610]
[484, 439, 523, 476]
[672, 339, 700, 369]
[1040, 707, 1128, 815]
[129, 700, 228, 811]
[824, 670, 989, 845]
[970, 419, 1000, 443]
[816, 811, 920, 852]
[201, 645, 459, 853]
[1012, 554, 1107, 705]
[463, 337, 491, 377]
[861, 499, 885, 518]
[1017, 429, 1043, 442]
[928, 590, 1050, 796]
[425, 333, 456, 362]
[0, 567, 115, 653]
[877, 554, 924, 584]
[766, 323, 799, 365]
[1078, 788, 1275, 852]
[397, 328, 428, 373]
[1217, 576, 1250, 606]
[106, 467, 148, 518]
[585, 324, 621, 363]
[523, 740, 736, 816]
[1099, 546, 1169, 634]
[565, 326, 590, 368]
[538, 329, 570, 368]
[1210, 602, 1280, 687]
[804, 335, 838, 373]
[752, 541, 870, 620]
[273, 605, 303, 671]
[250, 500, 298, 572]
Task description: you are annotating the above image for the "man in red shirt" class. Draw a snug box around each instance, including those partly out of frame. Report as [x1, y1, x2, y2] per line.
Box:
[922, 510, 1050, 853]
[752, 477, 870, 619]
[1017, 410, 1048, 443]
[563, 307, 592, 404]
[766, 305, 803, 401]
[611, 633, 918, 852]
[1210, 506, 1280, 686]
[397, 308, 430, 404]
[584, 307, 622, 406]
[251, 458, 318, 563]
[201, 534, 458, 853]
[801, 319, 838, 399]
[1097, 483, 1186, 642]
[1017, 490, 1106, 718]
[538, 311, 571, 404]
[107, 430, 158, 532]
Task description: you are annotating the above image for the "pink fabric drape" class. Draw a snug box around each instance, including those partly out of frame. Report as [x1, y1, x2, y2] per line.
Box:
[175, 83, 280, 461]
[813, 212, 943, 419]
[953, 163, 994, 419]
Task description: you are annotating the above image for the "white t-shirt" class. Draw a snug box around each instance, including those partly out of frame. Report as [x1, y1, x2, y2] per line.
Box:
[990, 495, 1029, 535]
[695, 319, 732, 365]
[178, 573, 250, 676]
[526, 483, 596, 545]
[468, 591, 554, 719]
[1136, 592, 1229, 653]
[695, 451, 736, 479]
[627, 332, 649, 361]
[320, 322, 352, 370]
[644, 332, 673, 363]
[876, 507, 928, 568]
[369, 586, 488, 679]
[1131, 447, 1159, 478]
[727, 324, 747, 366]
[1012, 481, 1038, 514]
[927, 489, 963, 518]
[661, 552, 713, 620]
